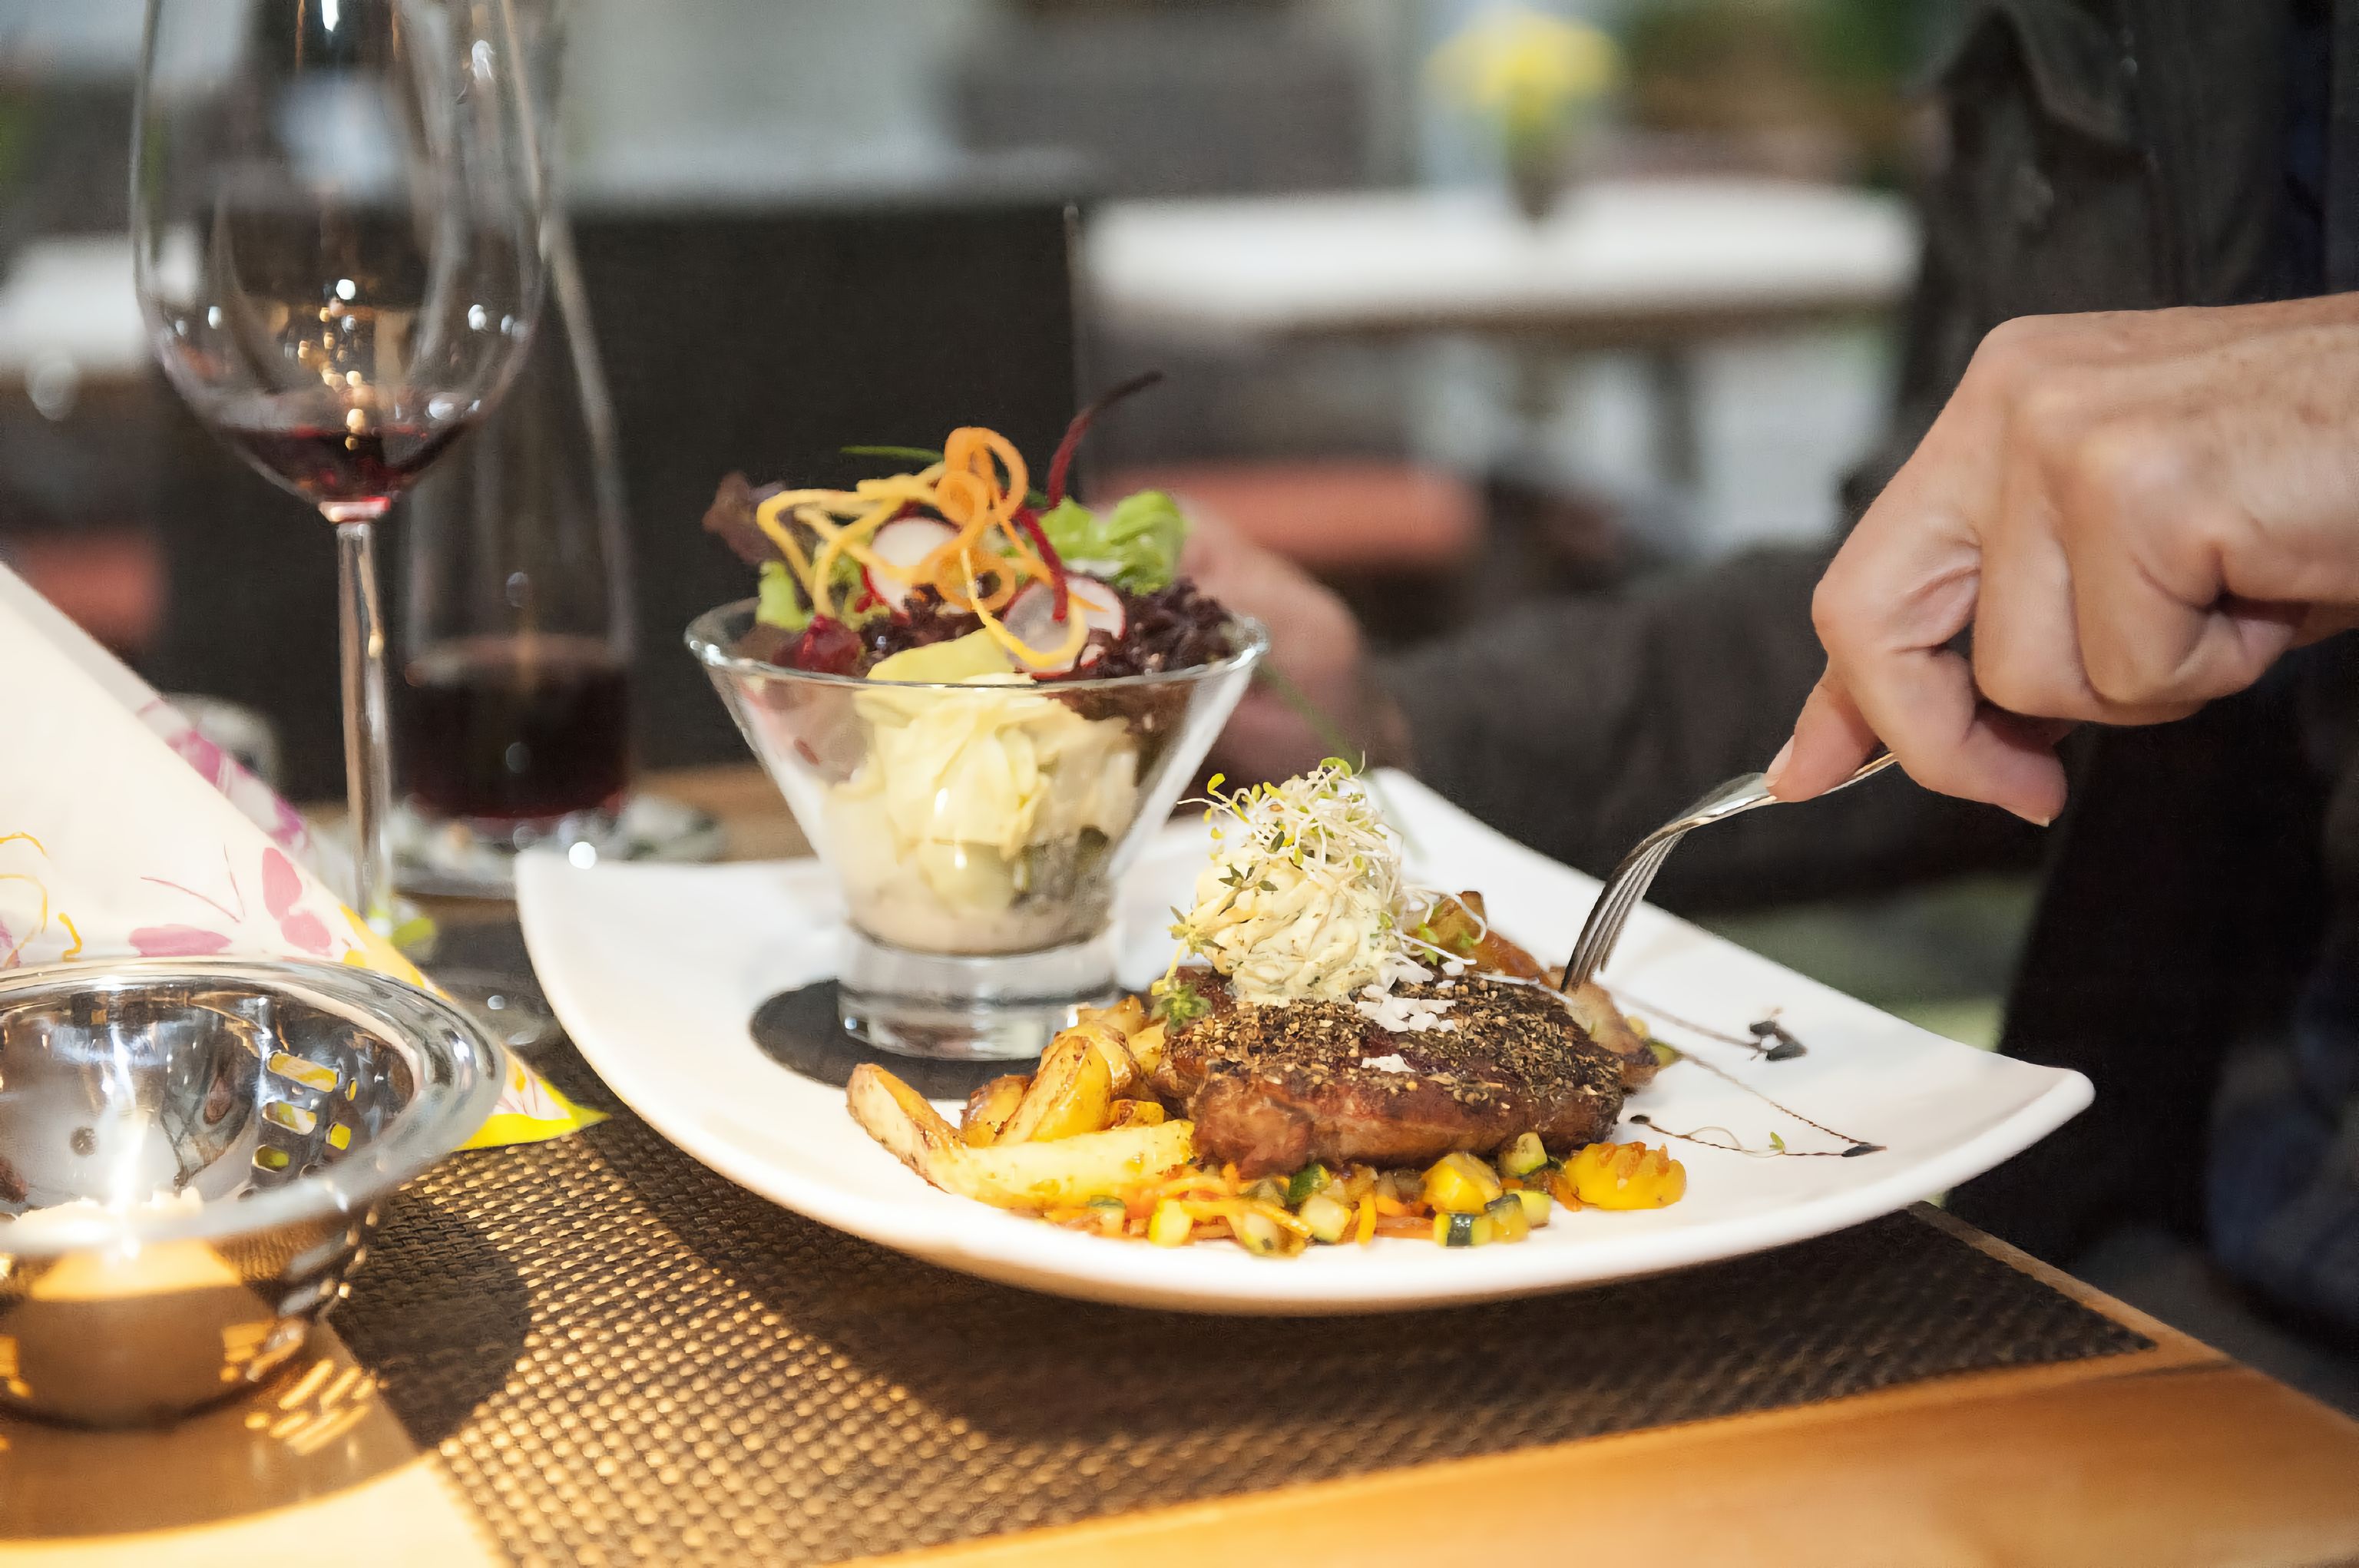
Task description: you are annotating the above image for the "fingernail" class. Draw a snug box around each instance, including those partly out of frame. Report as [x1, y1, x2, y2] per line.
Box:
[1764, 738, 1793, 788]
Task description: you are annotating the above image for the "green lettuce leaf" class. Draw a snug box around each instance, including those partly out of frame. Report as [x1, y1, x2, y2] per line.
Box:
[1037, 490, 1186, 593]
[756, 561, 811, 631]
[756, 553, 887, 631]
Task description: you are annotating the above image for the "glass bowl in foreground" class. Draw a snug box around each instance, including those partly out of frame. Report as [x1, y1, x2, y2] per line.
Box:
[686, 600, 1266, 1059]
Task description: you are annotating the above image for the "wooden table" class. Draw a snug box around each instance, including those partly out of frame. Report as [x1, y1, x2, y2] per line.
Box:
[9, 766, 2359, 1568]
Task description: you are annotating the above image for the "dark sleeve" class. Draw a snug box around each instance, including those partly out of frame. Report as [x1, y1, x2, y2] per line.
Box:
[1383, 544, 2041, 914]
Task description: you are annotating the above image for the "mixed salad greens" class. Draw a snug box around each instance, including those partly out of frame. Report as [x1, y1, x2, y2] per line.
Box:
[703, 374, 1229, 683]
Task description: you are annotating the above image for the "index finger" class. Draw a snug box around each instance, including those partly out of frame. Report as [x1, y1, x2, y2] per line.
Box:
[1801, 504, 2068, 822]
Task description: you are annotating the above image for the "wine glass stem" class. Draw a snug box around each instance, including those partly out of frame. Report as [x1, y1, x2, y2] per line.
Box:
[334, 518, 396, 934]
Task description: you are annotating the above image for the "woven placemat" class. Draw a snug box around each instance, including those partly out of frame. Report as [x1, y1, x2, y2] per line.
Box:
[328, 1037, 2149, 1568]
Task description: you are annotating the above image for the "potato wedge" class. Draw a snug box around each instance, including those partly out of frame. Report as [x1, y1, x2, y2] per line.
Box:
[961, 1073, 1031, 1148]
[1077, 995, 1147, 1037]
[998, 1034, 1114, 1143]
[1069, 1019, 1140, 1097]
[848, 1064, 1193, 1209]
[1559, 979, 1656, 1089]
[1123, 1021, 1167, 1077]
[1106, 1098, 1167, 1130]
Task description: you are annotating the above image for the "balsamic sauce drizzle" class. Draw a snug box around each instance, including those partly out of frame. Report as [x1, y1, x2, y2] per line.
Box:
[1607, 990, 1806, 1062]
[1607, 994, 1884, 1159]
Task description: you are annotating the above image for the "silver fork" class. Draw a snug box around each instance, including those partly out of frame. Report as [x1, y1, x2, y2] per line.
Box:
[1558, 751, 1901, 991]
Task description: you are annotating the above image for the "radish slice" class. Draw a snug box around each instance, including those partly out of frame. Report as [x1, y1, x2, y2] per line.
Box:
[1066, 575, 1126, 663]
[1004, 575, 1127, 674]
[867, 518, 957, 608]
[1001, 582, 1061, 657]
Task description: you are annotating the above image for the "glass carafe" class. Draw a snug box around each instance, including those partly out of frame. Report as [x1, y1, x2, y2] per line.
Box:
[392, 210, 637, 893]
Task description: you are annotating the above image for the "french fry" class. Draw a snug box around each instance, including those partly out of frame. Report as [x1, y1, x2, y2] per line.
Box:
[848, 1065, 1194, 1210]
[1000, 1033, 1115, 1142]
[961, 1073, 1031, 1147]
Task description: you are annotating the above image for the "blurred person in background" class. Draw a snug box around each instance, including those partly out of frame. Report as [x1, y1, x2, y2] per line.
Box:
[1189, 0, 2359, 1381]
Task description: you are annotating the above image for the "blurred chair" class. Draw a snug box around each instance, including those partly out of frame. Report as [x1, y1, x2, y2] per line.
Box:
[144, 195, 1083, 798]
[144, 398, 339, 795]
[0, 376, 170, 662]
[574, 197, 1080, 774]
[0, 74, 167, 661]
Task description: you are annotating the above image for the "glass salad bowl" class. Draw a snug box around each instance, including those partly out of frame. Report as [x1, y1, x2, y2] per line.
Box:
[687, 600, 1266, 1059]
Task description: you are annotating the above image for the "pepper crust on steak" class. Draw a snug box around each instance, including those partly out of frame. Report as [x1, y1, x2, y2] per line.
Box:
[1152, 976, 1625, 1177]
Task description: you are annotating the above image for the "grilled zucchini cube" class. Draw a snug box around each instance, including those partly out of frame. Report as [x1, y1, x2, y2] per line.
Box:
[1232, 1206, 1289, 1256]
[1298, 1192, 1355, 1244]
[1433, 1209, 1497, 1247]
[1514, 1187, 1553, 1227]
[1497, 1132, 1550, 1179]
[1285, 1163, 1332, 1206]
[1484, 1193, 1531, 1242]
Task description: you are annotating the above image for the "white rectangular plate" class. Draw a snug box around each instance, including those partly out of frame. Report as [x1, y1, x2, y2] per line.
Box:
[518, 772, 2087, 1314]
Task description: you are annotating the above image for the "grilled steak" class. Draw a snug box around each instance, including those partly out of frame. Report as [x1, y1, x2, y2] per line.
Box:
[1152, 976, 1624, 1177]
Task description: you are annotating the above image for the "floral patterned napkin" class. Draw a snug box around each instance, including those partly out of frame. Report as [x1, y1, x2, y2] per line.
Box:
[0, 564, 597, 1147]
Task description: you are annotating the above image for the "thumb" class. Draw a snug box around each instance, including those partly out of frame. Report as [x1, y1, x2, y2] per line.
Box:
[1765, 674, 1880, 802]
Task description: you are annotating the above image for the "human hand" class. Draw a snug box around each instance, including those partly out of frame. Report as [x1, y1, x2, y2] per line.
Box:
[1769, 294, 2359, 822]
[1176, 504, 1408, 782]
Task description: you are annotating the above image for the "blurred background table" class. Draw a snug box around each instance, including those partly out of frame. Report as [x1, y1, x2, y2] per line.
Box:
[0, 237, 144, 383]
[1085, 174, 1914, 547]
[1086, 177, 1914, 346]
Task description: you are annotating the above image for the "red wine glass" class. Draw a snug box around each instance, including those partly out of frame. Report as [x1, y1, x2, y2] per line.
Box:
[132, 0, 545, 933]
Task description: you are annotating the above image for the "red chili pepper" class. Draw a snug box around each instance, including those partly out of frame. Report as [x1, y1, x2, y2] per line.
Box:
[1014, 506, 1072, 622]
[1044, 369, 1164, 508]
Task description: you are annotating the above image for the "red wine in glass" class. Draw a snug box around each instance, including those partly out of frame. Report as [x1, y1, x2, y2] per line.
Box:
[218, 416, 478, 510]
[400, 633, 631, 824]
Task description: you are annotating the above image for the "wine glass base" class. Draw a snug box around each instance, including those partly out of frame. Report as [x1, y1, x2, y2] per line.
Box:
[392, 792, 724, 898]
[837, 928, 1123, 1061]
[430, 966, 564, 1054]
